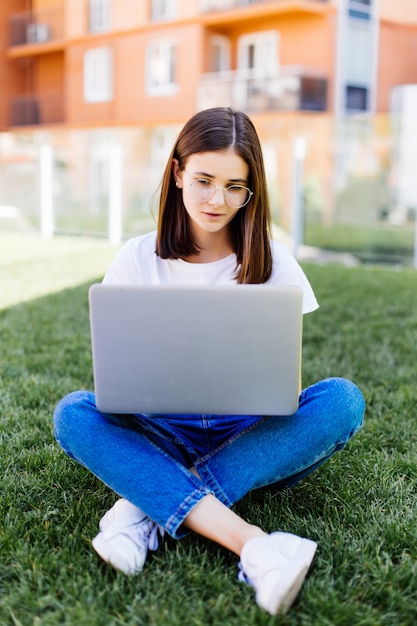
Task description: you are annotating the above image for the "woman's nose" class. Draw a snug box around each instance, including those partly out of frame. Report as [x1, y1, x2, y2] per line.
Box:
[208, 186, 226, 206]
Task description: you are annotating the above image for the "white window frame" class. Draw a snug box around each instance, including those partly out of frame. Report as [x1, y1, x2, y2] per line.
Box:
[237, 31, 280, 77]
[345, 20, 373, 85]
[200, 0, 234, 10]
[89, 0, 111, 33]
[84, 47, 113, 103]
[146, 40, 178, 97]
[348, 0, 372, 21]
[151, 0, 177, 21]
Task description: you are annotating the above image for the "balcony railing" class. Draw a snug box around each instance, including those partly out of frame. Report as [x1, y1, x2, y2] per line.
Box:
[10, 93, 65, 127]
[9, 5, 64, 47]
[197, 67, 327, 113]
[200, 0, 328, 12]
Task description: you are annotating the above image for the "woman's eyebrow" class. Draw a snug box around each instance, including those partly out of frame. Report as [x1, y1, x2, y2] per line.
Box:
[192, 170, 248, 184]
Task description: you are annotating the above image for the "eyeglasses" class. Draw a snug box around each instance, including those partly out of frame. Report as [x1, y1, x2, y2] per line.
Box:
[188, 179, 253, 209]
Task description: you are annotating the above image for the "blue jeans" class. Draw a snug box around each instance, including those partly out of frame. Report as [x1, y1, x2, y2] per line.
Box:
[53, 377, 365, 539]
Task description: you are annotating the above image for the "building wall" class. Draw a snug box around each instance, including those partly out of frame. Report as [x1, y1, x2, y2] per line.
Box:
[0, 0, 27, 128]
[36, 53, 64, 93]
[377, 21, 417, 113]
[65, 0, 87, 39]
[2, 0, 417, 129]
[379, 0, 417, 23]
[63, 9, 335, 126]
[65, 22, 205, 126]
[34, 0, 60, 9]
[266, 12, 337, 111]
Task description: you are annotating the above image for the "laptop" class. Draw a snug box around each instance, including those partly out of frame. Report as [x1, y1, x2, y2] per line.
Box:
[88, 283, 303, 416]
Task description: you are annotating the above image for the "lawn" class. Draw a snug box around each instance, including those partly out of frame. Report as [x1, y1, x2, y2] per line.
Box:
[1, 233, 417, 626]
[0, 232, 117, 310]
[304, 222, 416, 265]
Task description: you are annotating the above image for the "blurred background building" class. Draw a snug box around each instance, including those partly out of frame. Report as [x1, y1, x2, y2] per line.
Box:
[1, 0, 417, 263]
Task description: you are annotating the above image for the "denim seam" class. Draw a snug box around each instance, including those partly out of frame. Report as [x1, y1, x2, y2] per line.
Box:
[117, 414, 200, 466]
[257, 437, 358, 488]
[193, 416, 268, 507]
[165, 486, 213, 538]
[193, 461, 233, 507]
[198, 416, 268, 462]
[124, 415, 187, 445]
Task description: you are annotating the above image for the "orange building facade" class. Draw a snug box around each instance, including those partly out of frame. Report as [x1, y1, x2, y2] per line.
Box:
[2, 0, 417, 129]
[1, 0, 417, 236]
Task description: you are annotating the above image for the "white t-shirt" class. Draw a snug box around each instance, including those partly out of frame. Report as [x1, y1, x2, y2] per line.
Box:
[103, 231, 319, 314]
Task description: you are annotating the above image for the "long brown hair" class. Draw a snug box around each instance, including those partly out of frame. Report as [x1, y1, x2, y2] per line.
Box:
[156, 107, 272, 284]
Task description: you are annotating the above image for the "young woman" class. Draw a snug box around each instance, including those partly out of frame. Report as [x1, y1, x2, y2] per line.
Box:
[53, 107, 365, 616]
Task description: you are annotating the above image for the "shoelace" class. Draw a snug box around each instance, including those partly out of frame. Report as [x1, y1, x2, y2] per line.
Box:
[238, 562, 250, 585]
[127, 517, 165, 551]
[148, 521, 165, 552]
[121, 516, 165, 553]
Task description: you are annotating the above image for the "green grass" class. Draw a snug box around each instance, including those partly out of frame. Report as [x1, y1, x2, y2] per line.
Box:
[1, 234, 417, 625]
[0, 232, 118, 310]
[304, 223, 416, 264]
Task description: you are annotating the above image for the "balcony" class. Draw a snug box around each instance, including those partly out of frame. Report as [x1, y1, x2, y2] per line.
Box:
[9, 5, 64, 49]
[197, 67, 327, 113]
[10, 93, 65, 127]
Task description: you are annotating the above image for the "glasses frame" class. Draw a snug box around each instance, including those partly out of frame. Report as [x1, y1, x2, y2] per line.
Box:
[188, 179, 253, 209]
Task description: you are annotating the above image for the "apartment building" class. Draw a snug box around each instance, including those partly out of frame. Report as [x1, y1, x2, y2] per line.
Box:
[1, 0, 416, 235]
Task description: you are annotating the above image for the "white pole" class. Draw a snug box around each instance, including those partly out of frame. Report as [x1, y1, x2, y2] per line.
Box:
[334, 0, 346, 120]
[291, 137, 306, 258]
[40, 144, 53, 238]
[392, 85, 417, 268]
[414, 209, 417, 269]
[108, 143, 122, 246]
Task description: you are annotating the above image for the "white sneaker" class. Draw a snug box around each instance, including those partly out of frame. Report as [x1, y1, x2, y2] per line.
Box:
[92, 498, 164, 575]
[238, 532, 317, 615]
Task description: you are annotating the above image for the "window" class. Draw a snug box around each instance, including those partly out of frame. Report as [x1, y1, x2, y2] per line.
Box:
[146, 41, 178, 96]
[348, 0, 372, 21]
[345, 21, 373, 85]
[151, 0, 176, 21]
[336, 0, 375, 116]
[300, 77, 327, 112]
[346, 85, 368, 111]
[89, 0, 110, 33]
[238, 31, 279, 76]
[84, 47, 113, 103]
[343, 20, 373, 113]
[200, 0, 234, 11]
[210, 36, 230, 72]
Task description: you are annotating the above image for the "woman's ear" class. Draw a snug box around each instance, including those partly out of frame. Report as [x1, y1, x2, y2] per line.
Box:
[172, 159, 183, 189]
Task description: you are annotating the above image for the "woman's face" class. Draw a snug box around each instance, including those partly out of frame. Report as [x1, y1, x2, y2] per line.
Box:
[173, 148, 250, 241]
